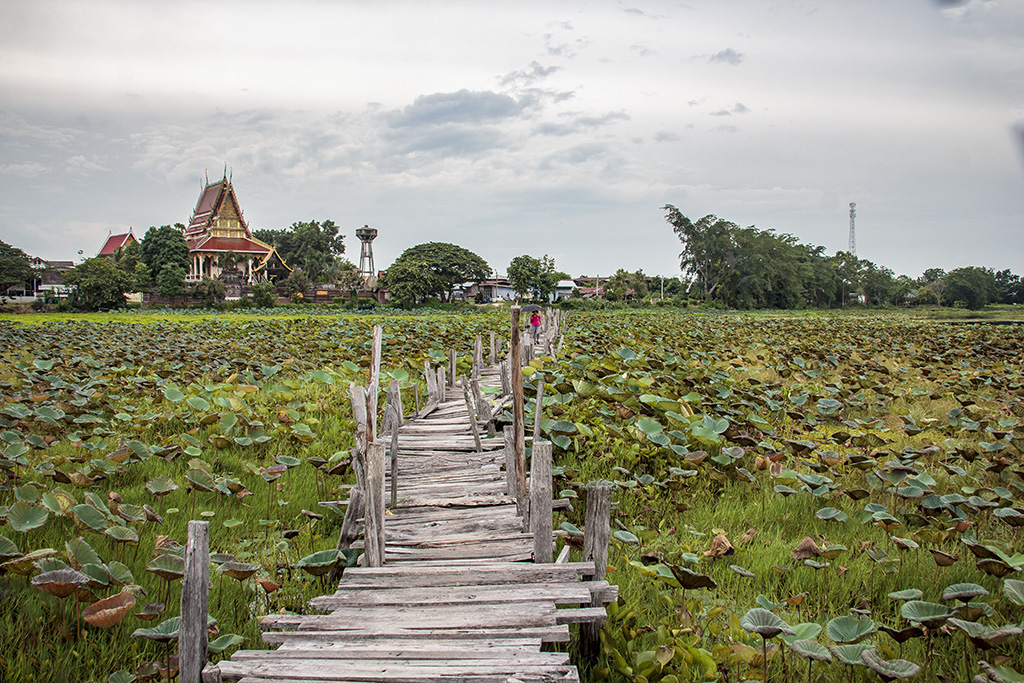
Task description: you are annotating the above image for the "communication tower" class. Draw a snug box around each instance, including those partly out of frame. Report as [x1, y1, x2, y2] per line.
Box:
[848, 202, 857, 256]
[356, 226, 378, 280]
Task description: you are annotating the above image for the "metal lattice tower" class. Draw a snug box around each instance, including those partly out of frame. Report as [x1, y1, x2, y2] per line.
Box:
[356, 226, 378, 280]
[848, 202, 857, 256]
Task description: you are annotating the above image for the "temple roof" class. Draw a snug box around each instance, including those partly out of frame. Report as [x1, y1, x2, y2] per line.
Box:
[98, 230, 139, 256]
[187, 235, 272, 255]
[185, 176, 250, 238]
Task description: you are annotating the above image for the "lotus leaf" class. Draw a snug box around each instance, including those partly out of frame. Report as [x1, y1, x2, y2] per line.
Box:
[948, 618, 1023, 649]
[979, 661, 1024, 683]
[132, 616, 181, 643]
[828, 643, 874, 667]
[1, 548, 57, 575]
[293, 551, 340, 577]
[901, 600, 956, 627]
[0, 535, 20, 562]
[942, 582, 989, 603]
[977, 558, 1016, 578]
[135, 602, 165, 621]
[730, 565, 755, 578]
[218, 561, 259, 581]
[860, 649, 920, 681]
[7, 500, 49, 536]
[105, 525, 139, 546]
[66, 537, 103, 568]
[667, 564, 717, 591]
[878, 624, 924, 644]
[826, 615, 877, 644]
[145, 477, 178, 497]
[888, 589, 924, 602]
[31, 567, 90, 598]
[83, 590, 136, 628]
[790, 639, 832, 663]
[780, 622, 823, 647]
[739, 608, 795, 639]
[146, 554, 185, 582]
[1003, 579, 1024, 607]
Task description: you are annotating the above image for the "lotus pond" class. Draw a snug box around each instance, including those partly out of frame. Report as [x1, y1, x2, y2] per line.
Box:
[2, 310, 1024, 682]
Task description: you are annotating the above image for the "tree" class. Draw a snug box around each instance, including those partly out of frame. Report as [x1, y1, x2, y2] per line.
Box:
[507, 254, 559, 300]
[140, 225, 190, 283]
[994, 269, 1024, 304]
[253, 219, 345, 283]
[190, 277, 226, 308]
[284, 269, 311, 298]
[0, 240, 33, 296]
[250, 281, 278, 308]
[380, 242, 490, 304]
[63, 258, 130, 311]
[157, 264, 187, 304]
[334, 260, 364, 295]
[942, 266, 998, 310]
[664, 206, 737, 301]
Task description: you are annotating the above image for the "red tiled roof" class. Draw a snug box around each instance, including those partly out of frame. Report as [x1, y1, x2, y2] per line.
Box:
[188, 235, 272, 254]
[98, 231, 138, 256]
[185, 178, 249, 238]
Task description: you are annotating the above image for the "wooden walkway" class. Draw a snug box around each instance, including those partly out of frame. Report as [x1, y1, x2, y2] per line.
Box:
[213, 360, 614, 683]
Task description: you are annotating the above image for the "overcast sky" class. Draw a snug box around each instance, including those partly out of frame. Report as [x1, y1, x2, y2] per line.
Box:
[1, 0, 1021, 280]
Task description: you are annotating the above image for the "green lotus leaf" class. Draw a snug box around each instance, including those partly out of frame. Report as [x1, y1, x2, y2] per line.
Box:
[828, 643, 874, 667]
[0, 535, 20, 562]
[1003, 579, 1024, 607]
[815, 507, 848, 522]
[826, 614, 877, 644]
[207, 633, 246, 654]
[146, 476, 178, 497]
[185, 468, 217, 493]
[730, 565, 755, 578]
[942, 582, 989, 603]
[293, 550, 341, 577]
[104, 525, 139, 545]
[131, 616, 181, 643]
[65, 537, 103, 568]
[8, 501, 48, 533]
[979, 661, 1024, 683]
[218, 561, 260, 581]
[146, 554, 185, 582]
[888, 589, 923, 602]
[901, 600, 956, 627]
[275, 455, 302, 468]
[69, 504, 108, 533]
[1, 548, 57, 575]
[107, 561, 134, 586]
[780, 622, 823, 647]
[860, 648, 920, 680]
[739, 608, 795, 639]
[790, 639, 832, 663]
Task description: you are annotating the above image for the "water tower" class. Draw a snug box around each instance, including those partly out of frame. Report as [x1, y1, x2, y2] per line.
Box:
[356, 226, 377, 281]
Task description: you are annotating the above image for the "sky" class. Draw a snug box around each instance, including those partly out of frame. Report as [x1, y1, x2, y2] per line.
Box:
[0, 0, 1022, 281]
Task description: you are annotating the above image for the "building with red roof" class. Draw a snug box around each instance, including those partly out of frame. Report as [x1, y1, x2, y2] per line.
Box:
[97, 229, 140, 257]
[184, 173, 289, 284]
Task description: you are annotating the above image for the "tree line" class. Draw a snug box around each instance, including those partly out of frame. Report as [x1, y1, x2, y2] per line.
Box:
[664, 206, 1023, 310]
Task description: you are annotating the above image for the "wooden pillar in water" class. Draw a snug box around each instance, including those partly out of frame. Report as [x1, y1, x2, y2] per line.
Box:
[180, 520, 209, 683]
[503, 426, 516, 496]
[530, 441, 553, 563]
[510, 306, 527, 517]
[489, 331, 496, 365]
[582, 481, 612, 660]
[364, 443, 387, 566]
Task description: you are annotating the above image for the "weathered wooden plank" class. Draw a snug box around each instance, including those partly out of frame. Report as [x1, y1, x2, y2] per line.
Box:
[230, 651, 569, 665]
[530, 440, 553, 563]
[262, 624, 571, 644]
[553, 607, 608, 625]
[309, 582, 596, 609]
[336, 562, 595, 588]
[219, 658, 577, 681]
[180, 520, 210, 683]
[271, 637, 543, 653]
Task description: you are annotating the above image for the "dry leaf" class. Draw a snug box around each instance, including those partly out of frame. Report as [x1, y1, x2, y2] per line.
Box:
[791, 536, 822, 560]
[704, 532, 735, 558]
[739, 528, 758, 545]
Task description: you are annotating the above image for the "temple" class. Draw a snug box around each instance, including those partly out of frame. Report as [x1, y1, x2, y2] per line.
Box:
[97, 229, 140, 257]
[184, 174, 289, 284]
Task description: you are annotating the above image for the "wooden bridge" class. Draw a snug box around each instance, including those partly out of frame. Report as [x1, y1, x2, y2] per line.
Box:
[195, 311, 614, 683]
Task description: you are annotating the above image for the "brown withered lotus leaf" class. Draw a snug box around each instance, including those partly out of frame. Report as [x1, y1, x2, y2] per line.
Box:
[931, 549, 958, 567]
[82, 590, 136, 628]
[135, 602, 165, 621]
[704, 532, 735, 558]
[738, 528, 758, 545]
[791, 536, 822, 561]
[31, 568, 90, 598]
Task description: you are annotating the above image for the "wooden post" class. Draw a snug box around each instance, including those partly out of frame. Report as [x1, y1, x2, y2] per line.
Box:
[437, 367, 446, 398]
[503, 426, 516, 496]
[391, 378, 404, 427]
[500, 360, 510, 396]
[449, 349, 456, 383]
[368, 325, 382, 441]
[389, 405, 400, 508]
[180, 520, 209, 683]
[364, 443, 387, 567]
[413, 383, 420, 416]
[510, 307, 527, 517]
[490, 331, 496, 365]
[423, 360, 436, 403]
[530, 441, 553, 563]
[532, 380, 545, 447]
[330, 488, 364, 582]
[473, 335, 483, 380]
[582, 481, 613, 660]
[461, 378, 483, 453]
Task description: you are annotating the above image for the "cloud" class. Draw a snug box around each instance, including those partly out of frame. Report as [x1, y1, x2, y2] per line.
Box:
[710, 109, 731, 117]
[709, 48, 745, 65]
[499, 61, 561, 88]
[534, 111, 630, 137]
[66, 155, 106, 175]
[654, 131, 680, 142]
[733, 102, 751, 114]
[0, 161, 48, 178]
[388, 90, 528, 128]
[717, 125, 739, 133]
